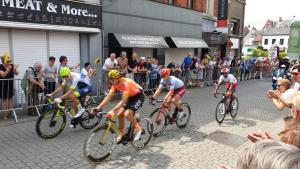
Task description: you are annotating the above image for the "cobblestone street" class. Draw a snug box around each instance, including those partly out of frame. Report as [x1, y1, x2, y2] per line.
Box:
[0, 81, 289, 169]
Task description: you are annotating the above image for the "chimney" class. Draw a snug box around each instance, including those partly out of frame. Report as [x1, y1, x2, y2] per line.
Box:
[279, 17, 283, 22]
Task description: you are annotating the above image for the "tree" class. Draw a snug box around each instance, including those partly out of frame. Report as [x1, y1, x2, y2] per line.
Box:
[252, 48, 261, 58]
[279, 52, 287, 59]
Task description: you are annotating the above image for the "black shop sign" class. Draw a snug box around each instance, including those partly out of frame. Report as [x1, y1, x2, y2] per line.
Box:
[218, 0, 228, 20]
[0, 0, 102, 28]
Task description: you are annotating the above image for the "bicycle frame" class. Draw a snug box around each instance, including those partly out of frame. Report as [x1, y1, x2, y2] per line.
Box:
[98, 115, 119, 145]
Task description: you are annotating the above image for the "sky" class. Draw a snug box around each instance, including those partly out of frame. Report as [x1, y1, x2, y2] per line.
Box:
[245, 0, 300, 29]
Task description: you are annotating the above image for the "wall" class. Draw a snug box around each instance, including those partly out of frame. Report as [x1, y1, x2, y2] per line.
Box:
[133, 48, 154, 59]
[165, 48, 194, 66]
[262, 35, 289, 51]
[82, 0, 101, 5]
[102, 0, 204, 47]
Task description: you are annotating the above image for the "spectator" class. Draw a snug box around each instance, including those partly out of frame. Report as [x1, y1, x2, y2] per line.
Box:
[235, 140, 300, 169]
[212, 58, 221, 84]
[128, 52, 138, 80]
[267, 78, 297, 110]
[243, 59, 250, 81]
[190, 56, 198, 86]
[196, 58, 205, 87]
[182, 52, 193, 85]
[79, 62, 95, 103]
[255, 59, 262, 79]
[23, 62, 45, 116]
[282, 116, 297, 131]
[58, 56, 79, 85]
[167, 60, 176, 76]
[117, 51, 128, 76]
[148, 58, 159, 91]
[207, 56, 215, 85]
[173, 64, 182, 79]
[239, 58, 245, 82]
[136, 57, 148, 88]
[290, 64, 300, 90]
[102, 53, 118, 95]
[42, 56, 57, 95]
[278, 127, 300, 149]
[0, 54, 19, 120]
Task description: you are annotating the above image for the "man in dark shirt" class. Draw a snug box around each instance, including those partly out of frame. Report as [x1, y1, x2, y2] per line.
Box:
[128, 52, 138, 80]
[167, 60, 176, 76]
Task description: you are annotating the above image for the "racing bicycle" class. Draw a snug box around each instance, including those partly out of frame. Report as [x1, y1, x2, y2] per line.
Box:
[83, 111, 153, 163]
[214, 93, 239, 124]
[36, 95, 102, 139]
[149, 98, 191, 137]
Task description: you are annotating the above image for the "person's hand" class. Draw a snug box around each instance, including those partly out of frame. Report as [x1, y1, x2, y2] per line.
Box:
[248, 131, 273, 143]
[268, 90, 279, 99]
[14, 64, 19, 70]
[266, 91, 272, 99]
[212, 90, 217, 97]
[39, 83, 45, 90]
[54, 98, 62, 103]
[91, 106, 103, 115]
[45, 94, 53, 98]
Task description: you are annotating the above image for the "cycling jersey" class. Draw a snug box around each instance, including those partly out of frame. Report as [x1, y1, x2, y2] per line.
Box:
[109, 78, 143, 97]
[218, 74, 238, 84]
[61, 72, 81, 91]
[61, 72, 91, 97]
[79, 68, 92, 86]
[159, 76, 184, 91]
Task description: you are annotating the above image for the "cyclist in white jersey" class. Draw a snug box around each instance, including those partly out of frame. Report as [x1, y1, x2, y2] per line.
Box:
[213, 68, 238, 98]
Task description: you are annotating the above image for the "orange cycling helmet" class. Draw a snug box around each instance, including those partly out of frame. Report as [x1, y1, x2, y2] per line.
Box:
[160, 68, 170, 77]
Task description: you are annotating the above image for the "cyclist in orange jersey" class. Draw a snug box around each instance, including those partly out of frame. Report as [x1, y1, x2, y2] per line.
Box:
[92, 70, 144, 143]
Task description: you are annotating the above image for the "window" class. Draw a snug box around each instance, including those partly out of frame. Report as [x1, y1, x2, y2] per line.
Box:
[280, 39, 284, 45]
[264, 39, 268, 45]
[272, 39, 276, 44]
[188, 0, 193, 9]
[230, 20, 239, 35]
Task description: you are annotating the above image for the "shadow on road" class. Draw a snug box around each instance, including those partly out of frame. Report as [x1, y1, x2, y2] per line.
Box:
[219, 117, 257, 128]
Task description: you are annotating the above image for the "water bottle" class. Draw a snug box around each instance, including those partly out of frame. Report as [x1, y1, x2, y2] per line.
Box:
[135, 112, 140, 123]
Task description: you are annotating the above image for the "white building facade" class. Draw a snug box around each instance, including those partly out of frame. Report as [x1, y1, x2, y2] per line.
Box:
[262, 35, 289, 51]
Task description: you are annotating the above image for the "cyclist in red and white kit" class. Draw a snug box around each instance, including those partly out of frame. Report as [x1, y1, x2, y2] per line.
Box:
[213, 68, 238, 98]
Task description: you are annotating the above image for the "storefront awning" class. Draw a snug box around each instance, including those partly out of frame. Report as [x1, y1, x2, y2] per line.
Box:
[109, 33, 169, 48]
[166, 37, 208, 48]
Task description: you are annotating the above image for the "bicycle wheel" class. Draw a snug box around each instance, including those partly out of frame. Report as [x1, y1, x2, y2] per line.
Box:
[131, 118, 153, 150]
[80, 103, 102, 129]
[149, 108, 167, 137]
[176, 103, 191, 128]
[83, 124, 116, 163]
[230, 97, 239, 118]
[36, 109, 66, 139]
[215, 101, 226, 124]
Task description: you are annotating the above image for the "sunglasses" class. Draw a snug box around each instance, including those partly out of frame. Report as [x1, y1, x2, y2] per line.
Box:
[6, 60, 11, 63]
[290, 72, 300, 76]
[62, 76, 69, 78]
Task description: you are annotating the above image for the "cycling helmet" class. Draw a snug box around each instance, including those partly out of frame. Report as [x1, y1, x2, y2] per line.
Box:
[60, 67, 71, 77]
[221, 68, 229, 73]
[160, 68, 170, 77]
[108, 70, 121, 79]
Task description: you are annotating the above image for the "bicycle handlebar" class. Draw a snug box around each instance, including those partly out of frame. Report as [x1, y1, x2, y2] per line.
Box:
[213, 92, 226, 98]
[46, 96, 65, 109]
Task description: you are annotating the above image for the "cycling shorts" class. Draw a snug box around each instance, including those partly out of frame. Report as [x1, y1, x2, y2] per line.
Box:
[173, 86, 186, 98]
[226, 82, 238, 93]
[124, 90, 145, 111]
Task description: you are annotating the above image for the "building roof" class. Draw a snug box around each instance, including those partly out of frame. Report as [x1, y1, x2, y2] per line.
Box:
[253, 35, 262, 42]
[263, 27, 290, 36]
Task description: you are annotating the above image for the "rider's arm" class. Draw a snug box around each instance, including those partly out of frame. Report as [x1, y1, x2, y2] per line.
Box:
[97, 88, 115, 109]
[51, 85, 63, 96]
[111, 93, 129, 112]
[152, 86, 162, 98]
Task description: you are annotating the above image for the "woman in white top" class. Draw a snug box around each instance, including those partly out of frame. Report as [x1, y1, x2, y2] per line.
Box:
[267, 78, 297, 110]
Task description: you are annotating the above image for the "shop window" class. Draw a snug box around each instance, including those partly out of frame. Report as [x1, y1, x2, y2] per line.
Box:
[153, 49, 165, 66]
[264, 39, 268, 45]
[280, 39, 284, 45]
[272, 39, 276, 44]
[230, 20, 239, 35]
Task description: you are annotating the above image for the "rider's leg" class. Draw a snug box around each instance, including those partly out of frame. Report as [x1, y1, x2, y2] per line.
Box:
[68, 92, 80, 116]
[124, 109, 141, 132]
[172, 94, 182, 110]
[164, 96, 172, 113]
[117, 107, 126, 136]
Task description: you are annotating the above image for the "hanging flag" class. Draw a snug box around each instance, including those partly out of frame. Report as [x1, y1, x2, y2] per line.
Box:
[3, 52, 9, 63]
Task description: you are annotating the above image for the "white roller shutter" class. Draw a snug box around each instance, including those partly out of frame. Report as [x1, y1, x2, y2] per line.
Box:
[49, 32, 80, 71]
[12, 30, 47, 79]
[0, 29, 10, 58]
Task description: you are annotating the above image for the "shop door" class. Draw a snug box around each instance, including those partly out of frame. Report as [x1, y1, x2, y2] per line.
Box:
[12, 30, 47, 79]
[49, 32, 80, 71]
[0, 29, 9, 56]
